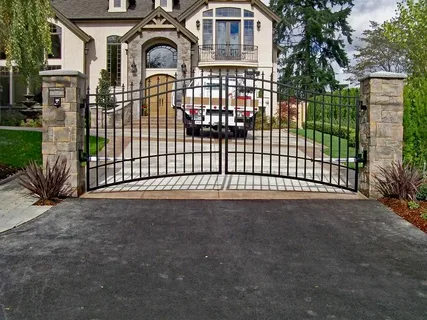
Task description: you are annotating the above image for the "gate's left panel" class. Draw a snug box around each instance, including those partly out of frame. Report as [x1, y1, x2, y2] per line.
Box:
[85, 75, 221, 191]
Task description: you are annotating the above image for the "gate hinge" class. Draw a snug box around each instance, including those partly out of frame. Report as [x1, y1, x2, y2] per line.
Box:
[79, 149, 89, 163]
[360, 100, 367, 111]
[355, 150, 368, 166]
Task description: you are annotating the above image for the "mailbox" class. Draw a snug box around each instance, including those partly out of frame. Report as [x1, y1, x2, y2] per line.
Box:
[49, 88, 65, 108]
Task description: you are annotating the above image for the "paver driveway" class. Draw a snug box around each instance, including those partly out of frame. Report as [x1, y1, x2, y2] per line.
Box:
[0, 199, 426, 319]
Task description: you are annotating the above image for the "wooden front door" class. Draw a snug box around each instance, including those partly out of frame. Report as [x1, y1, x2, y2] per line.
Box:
[145, 75, 175, 117]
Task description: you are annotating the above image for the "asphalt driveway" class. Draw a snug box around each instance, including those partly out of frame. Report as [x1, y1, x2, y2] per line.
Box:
[0, 199, 426, 319]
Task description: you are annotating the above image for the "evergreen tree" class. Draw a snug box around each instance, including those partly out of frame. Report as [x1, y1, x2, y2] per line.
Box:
[270, 0, 354, 92]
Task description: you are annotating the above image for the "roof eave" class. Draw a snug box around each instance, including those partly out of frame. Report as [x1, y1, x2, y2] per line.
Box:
[52, 6, 93, 43]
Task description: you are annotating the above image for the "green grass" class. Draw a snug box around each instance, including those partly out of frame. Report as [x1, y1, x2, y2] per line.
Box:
[291, 129, 355, 159]
[0, 130, 108, 168]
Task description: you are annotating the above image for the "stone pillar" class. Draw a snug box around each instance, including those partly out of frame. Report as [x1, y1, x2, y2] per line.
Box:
[40, 70, 87, 197]
[359, 72, 407, 198]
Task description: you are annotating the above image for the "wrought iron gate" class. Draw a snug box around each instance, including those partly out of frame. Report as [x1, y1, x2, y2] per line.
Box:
[85, 70, 361, 191]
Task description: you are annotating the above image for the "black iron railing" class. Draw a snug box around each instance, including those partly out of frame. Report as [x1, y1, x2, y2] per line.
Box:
[199, 44, 258, 62]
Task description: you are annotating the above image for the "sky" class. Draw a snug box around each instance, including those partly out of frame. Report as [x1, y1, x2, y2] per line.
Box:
[262, 0, 401, 83]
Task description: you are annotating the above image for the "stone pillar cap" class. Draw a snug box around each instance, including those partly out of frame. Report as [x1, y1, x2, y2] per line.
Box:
[39, 69, 87, 79]
[359, 71, 407, 82]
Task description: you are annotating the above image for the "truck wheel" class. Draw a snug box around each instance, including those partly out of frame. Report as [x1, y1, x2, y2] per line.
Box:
[237, 129, 248, 138]
[186, 127, 200, 136]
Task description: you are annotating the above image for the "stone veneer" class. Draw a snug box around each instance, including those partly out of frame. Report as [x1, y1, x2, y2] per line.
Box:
[40, 70, 86, 197]
[359, 72, 407, 198]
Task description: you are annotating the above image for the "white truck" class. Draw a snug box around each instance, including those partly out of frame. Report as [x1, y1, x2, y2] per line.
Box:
[172, 76, 260, 138]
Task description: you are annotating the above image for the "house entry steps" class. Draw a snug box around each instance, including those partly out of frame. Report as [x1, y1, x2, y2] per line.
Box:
[85, 71, 361, 192]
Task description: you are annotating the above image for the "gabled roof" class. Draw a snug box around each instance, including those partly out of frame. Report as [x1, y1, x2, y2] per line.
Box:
[51, 0, 196, 20]
[120, 6, 198, 43]
[178, 0, 280, 23]
[52, 6, 92, 42]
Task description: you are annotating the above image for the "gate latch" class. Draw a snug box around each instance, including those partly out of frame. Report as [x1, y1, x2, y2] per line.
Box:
[79, 149, 89, 163]
[355, 150, 368, 166]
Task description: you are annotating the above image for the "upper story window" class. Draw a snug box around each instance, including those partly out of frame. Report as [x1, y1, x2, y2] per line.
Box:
[146, 45, 177, 68]
[244, 10, 254, 17]
[114, 0, 121, 7]
[203, 9, 213, 17]
[48, 24, 62, 59]
[216, 7, 241, 17]
[201, 8, 255, 48]
[107, 36, 121, 86]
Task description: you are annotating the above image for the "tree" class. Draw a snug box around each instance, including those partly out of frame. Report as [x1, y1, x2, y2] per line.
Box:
[270, 0, 354, 92]
[0, 0, 52, 85]
[346, 21, 408, 84]
[384, 0, 427, 77]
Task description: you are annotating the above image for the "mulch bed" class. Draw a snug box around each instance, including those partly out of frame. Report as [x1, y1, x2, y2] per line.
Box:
[33, 198, 64, 206]
[379, 198, 427, 233]
[0, 164, 20, 181]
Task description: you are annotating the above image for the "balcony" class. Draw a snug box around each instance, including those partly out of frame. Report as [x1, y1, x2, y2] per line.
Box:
[198, 44, 258, 67]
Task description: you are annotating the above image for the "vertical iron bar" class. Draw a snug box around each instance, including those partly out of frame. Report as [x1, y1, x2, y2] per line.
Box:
[112, 85, 116, 184]
[218, 69, 223, 174]
[103, 86, 108, 185]
[94, 87, 99, 188]
[338, 90, 342, 186]
[346, 89, 351, 188]
[311, 91, 316, 181]
[130, 82, 134, 180]
[295, 87, 299, 178]
[329, 92, 333, 184]
[278, 82, 282, 176]
[261, 72, 265, 174]
[287, 88, 290, 177]
[182, 75, 186, 173]
[200, 70, 204, 172]
[355, 96, 360, 191]
[225, 69, 229, 174]
[165, 76, 169, 175]
[321, 93, 325, 182]
[191, 70, 195, 174]
[121, 84, 125, 183]
[156, 76, 160, 176]
[148, 78, 151, 177]
[85, 88, 91, 191]
[243, 72, 247, 173]
[234, 69, 238, 173]
[139, 81, 143, 178]
[174, 73, 177, 174]
[269, 73, 273, 175]
[209, 70, 213, 172]
[252, 74, 256, 174]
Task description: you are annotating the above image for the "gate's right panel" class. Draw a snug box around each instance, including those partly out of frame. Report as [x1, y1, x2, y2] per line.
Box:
[225, 74, 360, 192]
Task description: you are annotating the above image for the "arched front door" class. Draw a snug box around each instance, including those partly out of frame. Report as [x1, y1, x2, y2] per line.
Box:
[145, 75, 175, 117]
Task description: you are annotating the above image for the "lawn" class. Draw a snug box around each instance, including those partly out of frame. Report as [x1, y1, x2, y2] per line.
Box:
[291, 128, 355, 160]
[0, 130, 107, 168]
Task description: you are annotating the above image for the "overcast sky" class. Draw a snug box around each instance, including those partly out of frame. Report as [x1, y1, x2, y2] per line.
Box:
[262, 0, 401, 83]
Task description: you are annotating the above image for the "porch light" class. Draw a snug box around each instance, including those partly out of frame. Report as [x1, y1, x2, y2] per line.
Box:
[131, 60, 138, 76]
[257, 20, 261, 31]
[196, 20, 200, 30]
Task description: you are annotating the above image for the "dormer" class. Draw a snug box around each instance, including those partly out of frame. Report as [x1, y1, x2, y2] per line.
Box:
[154, 0, 173, 12]
[109, 0, 129, 13]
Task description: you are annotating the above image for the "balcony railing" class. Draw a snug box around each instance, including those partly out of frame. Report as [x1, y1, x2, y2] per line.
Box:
[199, 44, 258, 63]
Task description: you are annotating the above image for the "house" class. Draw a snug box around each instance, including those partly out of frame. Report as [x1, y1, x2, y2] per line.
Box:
[0, 0, 280, 117]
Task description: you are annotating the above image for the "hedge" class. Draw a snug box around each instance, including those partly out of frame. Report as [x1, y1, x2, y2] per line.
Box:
[304, 121, 356, 147]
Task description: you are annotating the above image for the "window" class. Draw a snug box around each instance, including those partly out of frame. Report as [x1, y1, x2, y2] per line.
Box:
[244, 10, 254, 17]
[216, 7, 241, 17]
[203, 20, 213, 46]
[244, 20, 254, 47]
[114, 0, 121, 7]
[107, 36, 121, 86]
[146, 45, 177, 68]
[160, 0, 167, 7]
[48, 24, 62, 59]
[203, 9, 213, 17]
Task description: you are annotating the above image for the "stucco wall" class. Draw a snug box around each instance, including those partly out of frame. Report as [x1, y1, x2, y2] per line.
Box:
[77, 21, 135, 91]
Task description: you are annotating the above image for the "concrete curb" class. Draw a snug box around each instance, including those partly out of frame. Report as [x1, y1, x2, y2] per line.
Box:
[0, 171, 22, 186]
[81, 190, 367, 200]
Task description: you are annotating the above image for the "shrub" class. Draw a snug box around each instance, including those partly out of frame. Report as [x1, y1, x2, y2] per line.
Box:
[408, 201, 420, 209]
[416, 184, 427, 201]
[0, 110, 26, 126]
[96, 69, 116, 109]
[420, 211, 427, 220]
[374, 161, 424, 200]
[304, 121, 356, 147]
[276, 100, 298, 124]
[19, 156, 73, 201]
[20, 116, 42, 128]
